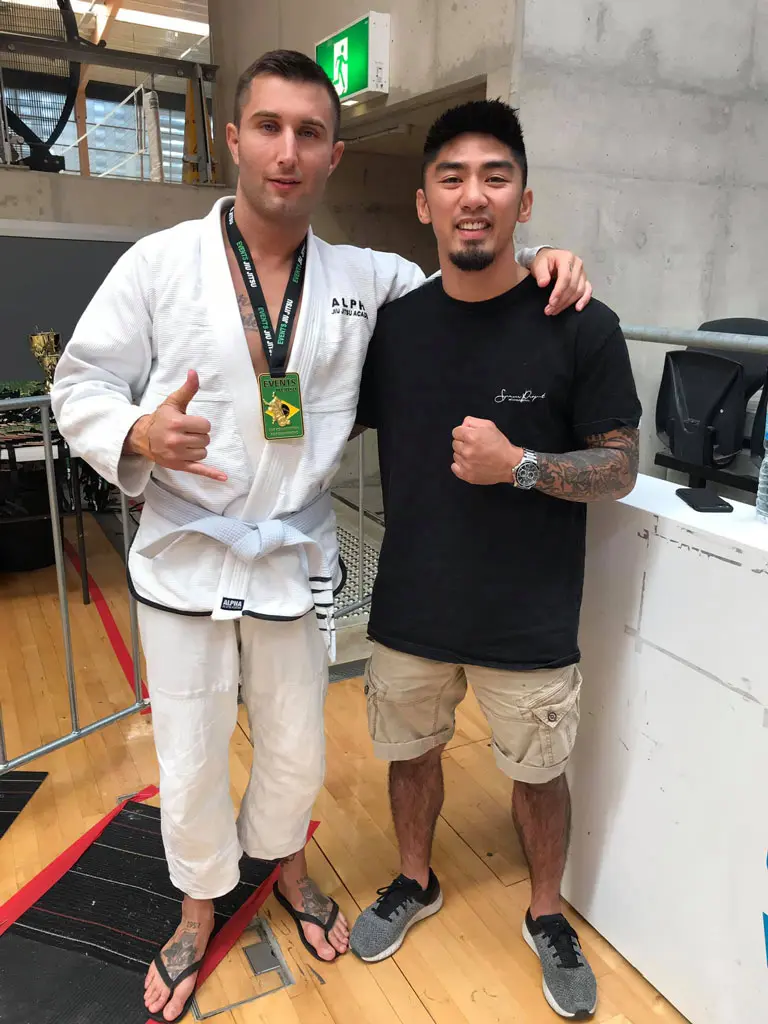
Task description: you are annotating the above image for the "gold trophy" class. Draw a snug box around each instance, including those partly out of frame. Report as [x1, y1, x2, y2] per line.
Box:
[28, 330, 61, 392]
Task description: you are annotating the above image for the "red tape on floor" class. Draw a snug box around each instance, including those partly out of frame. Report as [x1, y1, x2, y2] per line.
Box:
[0, 784, 159, 935]
[0, 789, 319, 1021]
[63, 536, 151, 713]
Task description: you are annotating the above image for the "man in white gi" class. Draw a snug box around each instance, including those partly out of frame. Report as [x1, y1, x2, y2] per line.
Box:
[51, 50, 591, 1022]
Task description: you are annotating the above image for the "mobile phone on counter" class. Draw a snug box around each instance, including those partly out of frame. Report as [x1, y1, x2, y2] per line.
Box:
[676, 488, 733, 513]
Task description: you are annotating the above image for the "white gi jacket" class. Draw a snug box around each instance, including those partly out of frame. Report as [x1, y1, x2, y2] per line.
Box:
[51, 196, 542, 634]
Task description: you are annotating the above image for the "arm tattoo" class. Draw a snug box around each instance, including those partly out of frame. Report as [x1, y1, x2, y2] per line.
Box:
[536, 426, 639, 502]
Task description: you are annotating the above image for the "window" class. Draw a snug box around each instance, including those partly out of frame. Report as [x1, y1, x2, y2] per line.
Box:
[5, 85, 189, 181]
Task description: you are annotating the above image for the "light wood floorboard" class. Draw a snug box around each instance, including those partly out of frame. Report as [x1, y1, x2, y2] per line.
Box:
[0, 516, 689, 1024]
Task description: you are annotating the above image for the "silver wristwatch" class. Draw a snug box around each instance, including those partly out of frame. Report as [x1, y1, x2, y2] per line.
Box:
[512, 449, 540, 489]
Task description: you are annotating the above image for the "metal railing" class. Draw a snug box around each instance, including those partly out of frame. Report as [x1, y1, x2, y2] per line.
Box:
[331, 432, 374, 619]
[0, 401, 372, 774]
[0, 395, 146, 776]
[623, 324, 768, 354]
[0, 28, 216, 183]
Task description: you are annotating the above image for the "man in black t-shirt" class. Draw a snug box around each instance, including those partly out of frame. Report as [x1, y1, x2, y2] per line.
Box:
[348, 100, 641, 1019]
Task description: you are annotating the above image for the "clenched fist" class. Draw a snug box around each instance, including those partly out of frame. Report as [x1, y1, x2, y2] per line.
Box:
[125, 370, 228, 482]
[451, 416, 523, 485]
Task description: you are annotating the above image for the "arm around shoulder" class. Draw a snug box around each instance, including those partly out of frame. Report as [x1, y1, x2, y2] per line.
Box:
[515, 244, 547, 269]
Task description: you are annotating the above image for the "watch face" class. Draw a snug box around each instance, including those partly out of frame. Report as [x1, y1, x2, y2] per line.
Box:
[516, 460, 540, 489]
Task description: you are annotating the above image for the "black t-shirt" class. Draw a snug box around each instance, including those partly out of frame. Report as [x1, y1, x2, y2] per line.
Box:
[356, 274, 642, 670]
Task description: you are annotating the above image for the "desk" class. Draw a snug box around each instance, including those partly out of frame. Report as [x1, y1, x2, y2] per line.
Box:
[0, 430, 90, 602]
[565, 474, 768, 1023]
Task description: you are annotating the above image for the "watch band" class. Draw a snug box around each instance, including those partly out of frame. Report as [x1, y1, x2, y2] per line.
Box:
[513, 449, 540, 489]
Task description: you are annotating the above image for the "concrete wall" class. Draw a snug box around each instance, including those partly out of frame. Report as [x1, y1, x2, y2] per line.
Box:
[0, 167, 228, 232]
[313, 151, 435, 268]
[513, 0, 768, 471]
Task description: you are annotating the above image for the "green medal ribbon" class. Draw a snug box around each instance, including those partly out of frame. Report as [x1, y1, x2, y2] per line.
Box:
[225, 206, 307, 440]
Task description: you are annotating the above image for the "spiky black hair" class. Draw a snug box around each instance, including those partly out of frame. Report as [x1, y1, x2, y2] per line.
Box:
[423, 99, 527, 186]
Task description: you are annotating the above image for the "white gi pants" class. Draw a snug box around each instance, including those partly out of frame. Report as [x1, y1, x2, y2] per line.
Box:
[137, 604, 328, 900]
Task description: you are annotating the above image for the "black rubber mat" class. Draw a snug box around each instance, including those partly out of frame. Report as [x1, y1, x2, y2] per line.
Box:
[0, 771, 47, 839]
[0, 932, 144, 1024]
[0, 801, 277, 1024]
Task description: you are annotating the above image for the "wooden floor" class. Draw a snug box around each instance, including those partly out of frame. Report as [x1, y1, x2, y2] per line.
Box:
[0, 515, 690, 1024]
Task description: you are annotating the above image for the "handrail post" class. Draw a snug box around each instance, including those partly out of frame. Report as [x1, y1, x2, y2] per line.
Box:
[40, 402, 79, 732]
[120, 491, 144, 705]
[191, 63, 212, 184]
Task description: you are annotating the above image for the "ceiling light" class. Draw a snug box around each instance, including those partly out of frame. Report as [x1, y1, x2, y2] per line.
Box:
[342, 100, 359, 107]
[12, 1, 209, 37]
[115, 9, 209, 36]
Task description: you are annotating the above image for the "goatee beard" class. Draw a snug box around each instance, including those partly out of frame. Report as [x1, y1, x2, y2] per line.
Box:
[449, 248, 495, 272]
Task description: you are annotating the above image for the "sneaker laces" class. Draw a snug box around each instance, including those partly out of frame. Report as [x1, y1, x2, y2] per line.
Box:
[539, 916, 583, 969]
[373, 875, 420, 920]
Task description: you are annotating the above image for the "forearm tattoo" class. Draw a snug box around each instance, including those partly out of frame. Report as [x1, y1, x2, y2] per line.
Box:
[536, 426, 639, 502]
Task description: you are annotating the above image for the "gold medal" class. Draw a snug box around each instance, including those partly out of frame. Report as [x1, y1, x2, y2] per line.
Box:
[259, 372, 304, 440]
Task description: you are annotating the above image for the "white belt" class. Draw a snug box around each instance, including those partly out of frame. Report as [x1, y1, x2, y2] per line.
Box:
[138, 478, 336, 656]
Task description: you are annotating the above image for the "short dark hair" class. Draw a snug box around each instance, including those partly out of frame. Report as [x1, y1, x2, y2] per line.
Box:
[423, 99, 528, 187]
[233, 49, 342, 141]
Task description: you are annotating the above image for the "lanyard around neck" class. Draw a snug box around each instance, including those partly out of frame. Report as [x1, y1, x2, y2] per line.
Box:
[225, 206, 307, 376]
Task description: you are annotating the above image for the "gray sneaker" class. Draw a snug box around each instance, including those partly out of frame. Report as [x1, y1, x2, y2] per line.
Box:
[523, 910, 597, 1020]
[350, 870, 443, 962]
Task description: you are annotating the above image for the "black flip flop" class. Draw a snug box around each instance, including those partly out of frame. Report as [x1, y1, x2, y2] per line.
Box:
[146, 952, 205, 1023]
[272, 879, 341, 963]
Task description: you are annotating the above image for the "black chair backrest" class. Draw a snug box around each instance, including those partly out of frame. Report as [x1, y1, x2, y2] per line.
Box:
[694, 318, 768, 398]
[696, 319, 768, 461]
[655, 350, 746, 467]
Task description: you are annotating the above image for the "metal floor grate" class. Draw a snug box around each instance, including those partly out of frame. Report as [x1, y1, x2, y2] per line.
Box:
[329, 658, 368, 683]
[334, 524, 379, 619]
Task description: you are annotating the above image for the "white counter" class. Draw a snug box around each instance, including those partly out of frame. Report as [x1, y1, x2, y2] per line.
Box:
[565, 474, 768, 1024]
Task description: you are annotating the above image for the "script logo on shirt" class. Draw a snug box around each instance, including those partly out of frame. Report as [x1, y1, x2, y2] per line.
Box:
[331, 297, 369, 319]
[495, 388, 546, 404]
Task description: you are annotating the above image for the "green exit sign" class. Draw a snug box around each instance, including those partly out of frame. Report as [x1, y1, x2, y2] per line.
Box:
[316, 12, 390, 105]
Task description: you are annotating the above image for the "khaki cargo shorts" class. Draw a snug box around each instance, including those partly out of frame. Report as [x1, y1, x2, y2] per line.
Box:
[364, 642, 583, 784]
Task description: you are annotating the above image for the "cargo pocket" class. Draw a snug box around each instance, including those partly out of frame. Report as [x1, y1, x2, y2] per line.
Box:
[527, 667, 582, 768]
[363, 655, 457, 748]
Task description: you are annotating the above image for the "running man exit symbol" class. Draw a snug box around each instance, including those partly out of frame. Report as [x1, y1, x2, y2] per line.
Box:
[333, 37, 349, 97]
[315, 13, 390, 105]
